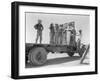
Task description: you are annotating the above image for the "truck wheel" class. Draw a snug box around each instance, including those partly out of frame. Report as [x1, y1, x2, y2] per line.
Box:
[79, 45, 86, 57]
[28, 47, 48, 66]
[67, 52, 74, 57]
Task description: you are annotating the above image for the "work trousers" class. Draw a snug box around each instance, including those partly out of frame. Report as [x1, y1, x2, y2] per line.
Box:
[36, 30, 42, 44]
[50, 31, 55, 44]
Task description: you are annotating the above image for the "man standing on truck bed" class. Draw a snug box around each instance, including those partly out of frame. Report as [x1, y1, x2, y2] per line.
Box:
[49, 23, 55, 44]
[58, 24, 64, 45]
[34, 19, 44, 44]
[55, 24, 59, 45]
[69, 22, 76, 47]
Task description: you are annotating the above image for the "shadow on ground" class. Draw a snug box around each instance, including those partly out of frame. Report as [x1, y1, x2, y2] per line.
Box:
[26, 56, 81, 68]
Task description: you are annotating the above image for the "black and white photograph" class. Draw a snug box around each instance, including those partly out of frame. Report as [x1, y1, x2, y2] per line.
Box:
[11, 1, 97, 79]
[25, 12, 90, 68]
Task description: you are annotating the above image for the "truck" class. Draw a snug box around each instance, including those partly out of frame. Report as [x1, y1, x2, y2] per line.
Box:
[25, 22, 86, 66]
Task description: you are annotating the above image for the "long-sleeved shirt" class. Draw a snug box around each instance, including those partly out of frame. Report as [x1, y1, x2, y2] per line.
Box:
[34, 23, 43, 31]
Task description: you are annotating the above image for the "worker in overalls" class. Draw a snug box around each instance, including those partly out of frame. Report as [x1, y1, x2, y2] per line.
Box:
[34, 19, 44, 44]
[58, 24, 64, 45]
[63, 23, 68, 45]
[49, 23, 55, 44]
[55, 24, 59, 45]
[69, 22, 76, 47]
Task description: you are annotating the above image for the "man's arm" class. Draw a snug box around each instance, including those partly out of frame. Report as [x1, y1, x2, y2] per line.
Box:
[34, 24, 37, 30]
[41, 24, 44, 30]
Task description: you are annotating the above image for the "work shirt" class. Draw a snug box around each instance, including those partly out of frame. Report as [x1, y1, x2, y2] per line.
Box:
[34, 23, 43, 31]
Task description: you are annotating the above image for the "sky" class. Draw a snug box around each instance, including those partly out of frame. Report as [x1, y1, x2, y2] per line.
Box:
[25, 12, 90, 44]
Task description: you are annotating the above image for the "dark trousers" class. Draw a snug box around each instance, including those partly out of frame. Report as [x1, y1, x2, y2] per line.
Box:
[70, 35, 76, 47]
[50, 32, 55, 44]
[58, 32, 63, 44]
[36, 30, 42, 44]
[55, 32, 59, 44]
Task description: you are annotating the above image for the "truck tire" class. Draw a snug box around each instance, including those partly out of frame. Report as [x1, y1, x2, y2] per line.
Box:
[67, 52, 74, 57]
[28, 47, 48, 66]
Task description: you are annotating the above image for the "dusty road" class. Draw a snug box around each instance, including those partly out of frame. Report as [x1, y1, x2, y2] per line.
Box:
[26, 53, 89, 68]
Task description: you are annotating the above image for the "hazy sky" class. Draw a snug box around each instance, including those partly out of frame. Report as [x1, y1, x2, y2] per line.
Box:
[25, 12, 90, 44]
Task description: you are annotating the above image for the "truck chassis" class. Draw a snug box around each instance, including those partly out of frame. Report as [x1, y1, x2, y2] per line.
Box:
[26, 43, 86, 66]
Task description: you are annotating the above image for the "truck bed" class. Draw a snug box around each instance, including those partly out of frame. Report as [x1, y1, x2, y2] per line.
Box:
[26, 43, 77, 53]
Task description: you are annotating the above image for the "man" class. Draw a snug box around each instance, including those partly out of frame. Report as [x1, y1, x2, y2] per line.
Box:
[55, 24, 59, 45]
[69, 22, 76, 47]
[63, 23, 68, 45]
[34, 19, 44, 44]
[49, 23, 55, 44]
[58, 24, 64, 45]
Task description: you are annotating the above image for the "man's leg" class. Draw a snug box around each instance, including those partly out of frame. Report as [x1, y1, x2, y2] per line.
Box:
[54, 32, 57, 44]
[50, 32, 52, 44]
[51, 33, 54, 44]
[52, 33, 55, 44]
[54, 33, 56, 44]
[40, 31, 42, 44]
[58, 33, 61, 45]
[36, 31, 39, 44]
[60, 33, 63, 44]
[64, 31, 67, 44]
[56, 32, 59, 44]
[58, 32, 60, 45]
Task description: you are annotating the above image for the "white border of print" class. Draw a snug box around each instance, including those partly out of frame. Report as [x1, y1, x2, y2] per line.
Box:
[19, 5, 95, 76]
